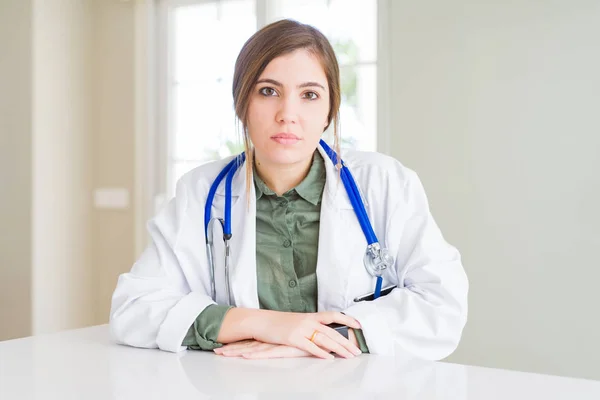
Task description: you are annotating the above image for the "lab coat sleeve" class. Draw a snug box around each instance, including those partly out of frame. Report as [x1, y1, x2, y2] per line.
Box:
[109, 178, 215, 352]
[343, 170, 469, 360]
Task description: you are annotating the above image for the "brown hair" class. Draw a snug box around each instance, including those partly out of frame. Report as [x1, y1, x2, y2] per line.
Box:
[232, 19, 342, 195]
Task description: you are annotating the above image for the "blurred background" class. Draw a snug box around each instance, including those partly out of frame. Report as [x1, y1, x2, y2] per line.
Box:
[1, 0, 599, 381]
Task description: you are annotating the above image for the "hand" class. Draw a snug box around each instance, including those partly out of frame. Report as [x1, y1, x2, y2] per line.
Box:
[253, 311, 363, 359]
[214, 340, 313, 359]
[347, 328, 359, 348]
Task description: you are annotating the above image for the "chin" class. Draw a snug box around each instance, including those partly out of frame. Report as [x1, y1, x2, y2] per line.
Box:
[258, 146, 312, 166]
[264, 153, 306, 166]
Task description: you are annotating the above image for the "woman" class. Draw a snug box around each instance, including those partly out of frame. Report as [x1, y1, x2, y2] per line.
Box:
[110, 19, 468, 360]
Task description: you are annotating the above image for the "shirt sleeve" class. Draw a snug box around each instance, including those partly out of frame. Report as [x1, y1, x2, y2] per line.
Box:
[182, 304, 233, 350]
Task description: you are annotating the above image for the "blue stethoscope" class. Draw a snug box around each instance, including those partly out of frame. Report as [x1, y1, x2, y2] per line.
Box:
[204, 139, 394, 306]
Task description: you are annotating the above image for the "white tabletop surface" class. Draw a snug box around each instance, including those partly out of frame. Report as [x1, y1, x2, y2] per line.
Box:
[1, 325, 599, 399]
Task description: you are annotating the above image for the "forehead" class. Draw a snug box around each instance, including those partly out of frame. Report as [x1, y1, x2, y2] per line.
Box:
[258, 49, 328, 87]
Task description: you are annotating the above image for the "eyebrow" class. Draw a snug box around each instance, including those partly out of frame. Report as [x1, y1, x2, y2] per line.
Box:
[255, 78, 326, 91]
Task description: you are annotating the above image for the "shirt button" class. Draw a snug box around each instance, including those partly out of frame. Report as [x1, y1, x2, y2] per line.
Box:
[288, 280, 297, 288]
[283, 239, 291, 247]
[278, 200, 287, 207]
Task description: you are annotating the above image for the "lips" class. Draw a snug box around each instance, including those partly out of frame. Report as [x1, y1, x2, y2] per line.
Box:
[271, 133, 301, 145]
[271, 133, 300, 140]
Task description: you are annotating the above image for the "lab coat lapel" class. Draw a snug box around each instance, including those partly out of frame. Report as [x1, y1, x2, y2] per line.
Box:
[212, 147, 371, 311]
[212, 158, 259, 309]
[315, 146, 370, 311]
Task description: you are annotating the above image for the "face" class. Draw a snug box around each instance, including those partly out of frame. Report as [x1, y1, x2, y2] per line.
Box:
[246, 49, 330, 167]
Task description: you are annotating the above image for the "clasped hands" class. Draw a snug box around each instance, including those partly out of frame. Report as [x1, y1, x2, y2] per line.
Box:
[214, 311, 362, 360]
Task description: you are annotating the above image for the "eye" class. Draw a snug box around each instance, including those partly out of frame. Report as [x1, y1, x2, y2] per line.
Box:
[303, 91, 319, 100]
[259, 87, 278, 97]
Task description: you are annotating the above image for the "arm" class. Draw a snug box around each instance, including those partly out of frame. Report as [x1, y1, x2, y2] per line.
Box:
[182, 304, 232, 350]
[343, 170, 468, 359]
[109, 177, 217, 352]
[110, 171, 363, 356]
[215, 308, 364, 359]
[183, 306, 268, 350]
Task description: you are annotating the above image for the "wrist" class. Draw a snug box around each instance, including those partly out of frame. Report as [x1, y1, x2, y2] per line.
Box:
[218, 307, 266, 343]
[248, 309, 280, 340]
[232, 307, 276, 341]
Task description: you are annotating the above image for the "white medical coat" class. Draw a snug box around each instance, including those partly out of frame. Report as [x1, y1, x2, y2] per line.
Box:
[110, 146, 469, 359]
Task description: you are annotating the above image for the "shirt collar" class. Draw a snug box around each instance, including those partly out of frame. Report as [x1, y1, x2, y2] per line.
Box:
[294, 151, 326, 205]
[253, 166, 275, 200]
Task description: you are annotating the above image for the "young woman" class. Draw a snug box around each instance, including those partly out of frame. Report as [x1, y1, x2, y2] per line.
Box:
[110, 19, 468, 360]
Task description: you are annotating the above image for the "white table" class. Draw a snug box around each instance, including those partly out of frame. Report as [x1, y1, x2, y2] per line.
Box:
[1, 325, 599, 399]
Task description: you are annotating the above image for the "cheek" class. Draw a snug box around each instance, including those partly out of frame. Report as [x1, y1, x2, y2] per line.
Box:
[303, 104, 329, 132]
[247, 101, 275, 144]
[248, 101, 272, 128]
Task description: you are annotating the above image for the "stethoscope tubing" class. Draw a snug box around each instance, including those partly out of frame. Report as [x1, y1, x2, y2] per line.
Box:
[205, 141, 387, 303]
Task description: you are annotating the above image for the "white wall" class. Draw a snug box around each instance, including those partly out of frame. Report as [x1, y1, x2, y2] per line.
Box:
[31, 0, 94, 334]
[0, 0, 94, 340]
[0, 0, 33, 341]
[90, 0, 136, 325]
[0, 0, 137, 341]
[388, 0, 600, 380]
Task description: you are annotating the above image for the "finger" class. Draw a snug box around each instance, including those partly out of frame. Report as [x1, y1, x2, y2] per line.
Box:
[221, 343, 274, 357]
[297, 336, 334, 360]
[214, 346, 242, 356]
[217, 341, 266, 357]
[312, 331, 356, 359]
[232, 343, 277, 356]
[320, 326, 362, 356]
[348, 328, 358, 347]
[318, 312, 362, 329]
[216, 340, 260, 353]
[243, 346, 311, 360]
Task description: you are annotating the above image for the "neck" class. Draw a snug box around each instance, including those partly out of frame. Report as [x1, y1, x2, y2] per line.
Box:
[254, 152, 314, 196]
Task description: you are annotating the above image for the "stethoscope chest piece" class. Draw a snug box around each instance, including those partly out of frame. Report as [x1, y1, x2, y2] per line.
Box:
[363, 242, 394, 278]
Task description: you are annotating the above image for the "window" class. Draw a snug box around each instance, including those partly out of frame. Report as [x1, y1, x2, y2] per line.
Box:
[158, 0, 382, 199]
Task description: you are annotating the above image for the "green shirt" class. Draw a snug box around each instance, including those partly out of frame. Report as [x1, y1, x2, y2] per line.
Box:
[183, 151, 368, 353]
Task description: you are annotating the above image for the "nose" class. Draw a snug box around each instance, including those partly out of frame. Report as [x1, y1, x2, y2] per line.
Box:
[275, 95, 299, 124]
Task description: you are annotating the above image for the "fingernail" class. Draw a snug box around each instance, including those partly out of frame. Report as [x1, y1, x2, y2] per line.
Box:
[354, 349, 362, 355]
